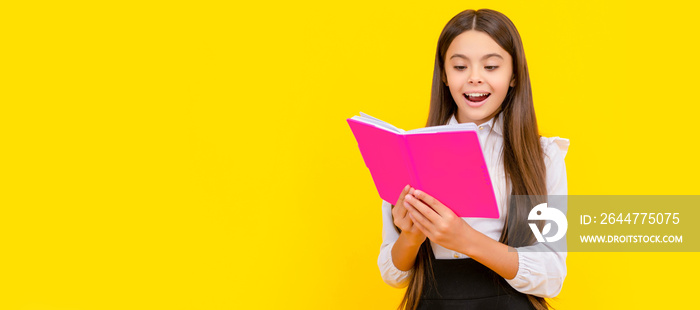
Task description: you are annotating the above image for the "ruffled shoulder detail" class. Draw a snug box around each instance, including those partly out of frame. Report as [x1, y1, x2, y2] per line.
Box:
[540, 136, 570, 159]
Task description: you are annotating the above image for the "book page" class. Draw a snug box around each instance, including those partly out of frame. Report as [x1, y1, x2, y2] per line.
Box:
[352, 112, 476, 135]
[406, 123, 477, 134]
[350, 113, 404, 133]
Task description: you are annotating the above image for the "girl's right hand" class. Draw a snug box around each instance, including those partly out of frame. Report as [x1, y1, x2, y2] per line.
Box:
[392, 185, 427, 245]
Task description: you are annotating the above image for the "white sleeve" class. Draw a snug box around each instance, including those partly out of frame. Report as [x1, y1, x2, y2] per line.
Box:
[504, 137, 569, 298]
[377, 199, 414, 288]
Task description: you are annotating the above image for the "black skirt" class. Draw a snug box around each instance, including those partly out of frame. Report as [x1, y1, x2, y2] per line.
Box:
[416, 257, 536, 310]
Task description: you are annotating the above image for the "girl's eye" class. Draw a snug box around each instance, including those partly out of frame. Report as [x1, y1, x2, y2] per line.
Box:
[453, 66, 498, 71]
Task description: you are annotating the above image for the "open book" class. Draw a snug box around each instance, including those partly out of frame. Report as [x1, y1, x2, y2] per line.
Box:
[347, 112, 499, 218]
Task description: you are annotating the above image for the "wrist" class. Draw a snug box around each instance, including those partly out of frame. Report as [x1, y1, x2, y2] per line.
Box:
[400, 231, 425, 248]
[459, 221, 479, 256]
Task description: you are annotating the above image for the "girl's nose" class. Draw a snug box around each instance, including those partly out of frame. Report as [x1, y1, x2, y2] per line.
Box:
[467, 70, 484, 84]
[468, 73, 483, 84]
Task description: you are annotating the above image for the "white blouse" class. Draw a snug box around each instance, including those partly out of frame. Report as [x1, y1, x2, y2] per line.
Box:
[377, 113, 570, 298]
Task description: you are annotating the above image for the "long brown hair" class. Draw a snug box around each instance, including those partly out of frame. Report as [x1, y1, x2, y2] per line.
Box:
[397, 9, 550, 310]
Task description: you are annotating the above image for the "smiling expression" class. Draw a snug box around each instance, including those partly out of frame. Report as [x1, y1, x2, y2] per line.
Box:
[443, 30, 515, 125]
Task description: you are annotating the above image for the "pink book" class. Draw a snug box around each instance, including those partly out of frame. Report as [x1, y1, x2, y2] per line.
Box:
[347, 112, 499, 219]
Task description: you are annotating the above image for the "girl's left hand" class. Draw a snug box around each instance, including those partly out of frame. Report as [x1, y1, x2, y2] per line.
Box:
[403, 188, 473, 253]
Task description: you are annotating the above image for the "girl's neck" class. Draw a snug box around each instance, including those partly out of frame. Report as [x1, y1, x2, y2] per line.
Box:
[456, 113, 498, 126]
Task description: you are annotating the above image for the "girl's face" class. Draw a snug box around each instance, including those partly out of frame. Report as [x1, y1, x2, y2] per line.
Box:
[444, 30, 515, 125]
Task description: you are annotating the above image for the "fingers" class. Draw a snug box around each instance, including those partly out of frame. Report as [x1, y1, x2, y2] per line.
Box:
[413, 189, 451, 217]
[395, 212, 415, 233]
[395, 184, 411, 206]
[408, 212, 430, 238]
[392, 203, 408, 223]
[404, 193, 441, 224]
[392, 185, 414, 231]
[393, 184, 411, 219]
[404, 203, 434, 236]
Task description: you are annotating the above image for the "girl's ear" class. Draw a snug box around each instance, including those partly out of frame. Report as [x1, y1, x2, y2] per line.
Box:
[509, 75, 516, 87]
[442, 73, 448, 86]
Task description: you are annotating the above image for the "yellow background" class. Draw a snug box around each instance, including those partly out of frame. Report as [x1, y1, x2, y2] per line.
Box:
[2, 0, 698, 309]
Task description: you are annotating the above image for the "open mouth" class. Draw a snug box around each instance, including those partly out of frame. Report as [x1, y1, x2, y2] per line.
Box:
[464, 92, 491, 103]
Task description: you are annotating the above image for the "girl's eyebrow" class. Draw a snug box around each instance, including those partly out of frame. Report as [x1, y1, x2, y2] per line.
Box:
[449, 53, 503, 60]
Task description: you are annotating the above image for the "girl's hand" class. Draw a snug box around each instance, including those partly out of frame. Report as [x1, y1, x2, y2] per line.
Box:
[392, 185, 427, 246]
[403, 189, 473, 253]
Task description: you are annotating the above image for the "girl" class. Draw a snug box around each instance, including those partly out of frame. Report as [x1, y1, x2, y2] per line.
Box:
[377, 9, 569, 310]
